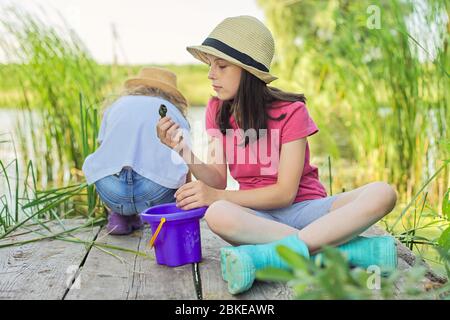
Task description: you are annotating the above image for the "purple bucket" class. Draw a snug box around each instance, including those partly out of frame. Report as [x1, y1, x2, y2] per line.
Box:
[140, 202, 207, 267]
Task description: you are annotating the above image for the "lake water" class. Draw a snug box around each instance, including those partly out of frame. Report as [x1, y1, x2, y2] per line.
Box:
[0, 108, 22, 164]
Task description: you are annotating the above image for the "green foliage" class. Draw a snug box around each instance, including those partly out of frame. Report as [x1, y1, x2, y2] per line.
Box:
[438, 226, 450, 250]
[0, 92, 103, 231]
[258, 0, 449, 201]
[438, 188, 450, 251]
[257, 245, 395, 299]
[0, 7, 108, 185]
[443, 188, 450, 221]
[257, 244, 450, 300]
[0, 153, 100, 234]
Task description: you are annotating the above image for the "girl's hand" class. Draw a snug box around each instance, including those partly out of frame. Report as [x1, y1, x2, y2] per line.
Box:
[156, 116, 184, 150]
[174, 180, 219, 210]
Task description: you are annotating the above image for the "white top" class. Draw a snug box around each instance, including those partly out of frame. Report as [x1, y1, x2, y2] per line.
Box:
[82, 95, 190, 188]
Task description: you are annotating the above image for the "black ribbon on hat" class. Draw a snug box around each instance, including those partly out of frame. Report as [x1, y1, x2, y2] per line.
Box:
[202, 38, 269, 72]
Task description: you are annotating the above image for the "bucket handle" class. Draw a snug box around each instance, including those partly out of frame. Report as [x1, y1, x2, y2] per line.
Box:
[149, 217, 166, 248]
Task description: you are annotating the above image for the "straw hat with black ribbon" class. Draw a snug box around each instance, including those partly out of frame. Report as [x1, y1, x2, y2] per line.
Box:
[187, 15, 277, 84]
[124, 67, 188, 113]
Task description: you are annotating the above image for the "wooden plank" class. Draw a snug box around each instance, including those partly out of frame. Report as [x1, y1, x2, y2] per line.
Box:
[128, 226, 198, 300]
[66, 224, 198, 300]
[0, 219, 100, 300]
[64, 226, 142, 300]
[199, 220, 293, 300]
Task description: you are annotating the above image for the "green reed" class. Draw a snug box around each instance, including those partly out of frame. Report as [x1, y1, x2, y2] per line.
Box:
[0, 6, 109, 187]
[259, 0, 449, 204]
[0, 89, 102, 236]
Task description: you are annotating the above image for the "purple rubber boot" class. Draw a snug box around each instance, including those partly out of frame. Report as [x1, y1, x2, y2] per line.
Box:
[127, 214, 143, 230]
[106, 212, 132, 235]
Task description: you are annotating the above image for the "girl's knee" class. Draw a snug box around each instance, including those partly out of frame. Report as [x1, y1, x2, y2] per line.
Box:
[204, 200, 239, 236]
[372, 181, 397, 213]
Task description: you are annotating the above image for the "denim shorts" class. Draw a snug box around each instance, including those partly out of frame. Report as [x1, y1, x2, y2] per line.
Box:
[94, 167, 177, 216]
[251, 195, 338, 230]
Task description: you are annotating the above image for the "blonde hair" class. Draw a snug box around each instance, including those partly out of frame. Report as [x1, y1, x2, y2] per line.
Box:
[100, 85, 188, 119]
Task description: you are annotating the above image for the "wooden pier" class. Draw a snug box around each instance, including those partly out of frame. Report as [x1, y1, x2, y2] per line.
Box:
[0, 219, 446, 300]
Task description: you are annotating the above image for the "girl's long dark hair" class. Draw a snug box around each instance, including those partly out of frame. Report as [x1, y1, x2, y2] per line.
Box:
[216, 70, 306, 146]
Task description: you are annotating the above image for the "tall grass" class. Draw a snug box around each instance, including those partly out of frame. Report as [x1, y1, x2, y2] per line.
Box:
[0, 6, 109, 188]
[0, 93, 103, 233]
[259, 0, 449, 203]
[0, 6, 211, 189]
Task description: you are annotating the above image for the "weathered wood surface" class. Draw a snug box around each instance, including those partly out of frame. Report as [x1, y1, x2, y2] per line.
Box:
[66, 220, 290, 300]
[0, 219, 100, 299]
[0, 218, 446, 300]
[65, 226, 197, 300]
[199, 221, 293, 300]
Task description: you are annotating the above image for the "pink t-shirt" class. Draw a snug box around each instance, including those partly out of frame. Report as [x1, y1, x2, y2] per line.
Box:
[205, 97, 327, 203]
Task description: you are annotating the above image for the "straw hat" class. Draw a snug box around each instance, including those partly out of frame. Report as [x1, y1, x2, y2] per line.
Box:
[124, 67, 188, 107]
[187, 15, 277, 84]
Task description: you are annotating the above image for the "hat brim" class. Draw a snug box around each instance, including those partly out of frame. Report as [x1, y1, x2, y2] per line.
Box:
[123, 78, 188, 108]
[186, 45, 277, 84]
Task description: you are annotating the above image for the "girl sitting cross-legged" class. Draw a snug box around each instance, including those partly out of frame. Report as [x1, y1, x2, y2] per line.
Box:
[157, 16, 398, 294]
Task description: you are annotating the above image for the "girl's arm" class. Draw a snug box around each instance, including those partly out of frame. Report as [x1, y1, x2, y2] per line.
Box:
[177, 135, 227, 189]
[186, 170, 192, 183]
[175, 138, 307, 211]
[156, 116, 227, 189]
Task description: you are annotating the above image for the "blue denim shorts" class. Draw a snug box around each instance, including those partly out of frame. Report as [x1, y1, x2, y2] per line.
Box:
[251, 195, 338, 230]
[94, 167, 176, 216]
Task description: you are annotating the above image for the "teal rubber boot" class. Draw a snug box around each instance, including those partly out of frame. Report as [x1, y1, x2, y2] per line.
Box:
[312, 236, 398, 275]
[220, 234, 310, 294]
